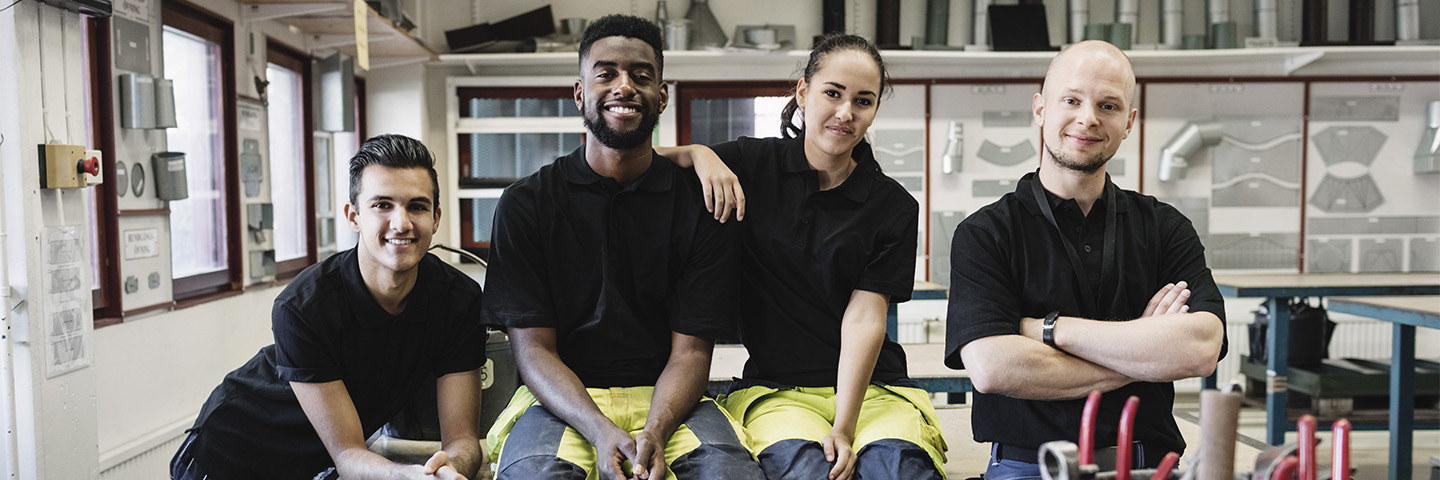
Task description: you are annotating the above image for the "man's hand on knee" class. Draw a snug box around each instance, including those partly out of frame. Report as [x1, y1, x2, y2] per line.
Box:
[594, 426, 640, 480]
[631, 429, 668, 480]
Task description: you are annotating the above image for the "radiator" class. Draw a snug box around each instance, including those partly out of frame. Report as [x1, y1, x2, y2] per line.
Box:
[98, 430, 185, 480]
[1177, 315, 1394, 392]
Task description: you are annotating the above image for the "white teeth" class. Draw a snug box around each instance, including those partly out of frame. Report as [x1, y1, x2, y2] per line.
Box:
[609, 106, 637, 114]
[387, 238, 414, 245]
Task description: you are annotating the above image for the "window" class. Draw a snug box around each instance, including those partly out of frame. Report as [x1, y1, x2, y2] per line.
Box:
[84, 16, 119, 319]
[676, 83, 792, 145]
[453, 87, 581, 256]
[162, 0, 239, 300]
[266, 41, 315, 276]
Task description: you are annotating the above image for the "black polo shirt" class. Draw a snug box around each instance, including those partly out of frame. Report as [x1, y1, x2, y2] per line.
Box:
[187, 249, 487, 479]
[710, 136, 918, 387]
[482, 146, 737, 388]
[945, 171, 1227, 466]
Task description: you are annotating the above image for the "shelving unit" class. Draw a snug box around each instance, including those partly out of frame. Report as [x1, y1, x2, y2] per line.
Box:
[436, 45, 1440, 80]
[240, 0, 435, 70]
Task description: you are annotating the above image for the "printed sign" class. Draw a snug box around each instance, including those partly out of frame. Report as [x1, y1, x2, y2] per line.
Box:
[123, 228, 160, 260]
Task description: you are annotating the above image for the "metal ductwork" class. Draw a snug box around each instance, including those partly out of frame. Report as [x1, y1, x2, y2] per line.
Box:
[1417, 101, 1440, 174]
[1158, 120, 1224, 181]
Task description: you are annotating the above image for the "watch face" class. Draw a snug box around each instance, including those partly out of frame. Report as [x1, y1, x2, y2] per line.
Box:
[131, 162, 145, 197]
[114, 161, 128, 197]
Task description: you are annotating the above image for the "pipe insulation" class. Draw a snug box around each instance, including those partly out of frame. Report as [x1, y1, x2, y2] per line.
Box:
[1158, 120, 1224, 181]
[1069, 0, 1088, 44]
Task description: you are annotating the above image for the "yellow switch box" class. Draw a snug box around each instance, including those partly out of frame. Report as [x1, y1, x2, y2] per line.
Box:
[38, 144, 86, 189]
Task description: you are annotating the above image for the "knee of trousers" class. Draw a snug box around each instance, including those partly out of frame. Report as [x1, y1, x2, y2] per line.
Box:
[756, 439, 831, 480]
[669, 443, 765, 480]
[495, 455, 587, 480]
[855, 438, 944, 480]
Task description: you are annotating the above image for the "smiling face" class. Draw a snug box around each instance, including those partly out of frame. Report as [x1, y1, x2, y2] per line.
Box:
[1034, 41, 1138, 174]
[796, 50, 882, 160]
[576, 36, 668, 150]
[345, 165, 440, 284]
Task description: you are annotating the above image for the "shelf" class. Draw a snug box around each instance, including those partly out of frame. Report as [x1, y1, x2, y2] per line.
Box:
[241, 0, 435, 70]
[435, 45, 1440, 81]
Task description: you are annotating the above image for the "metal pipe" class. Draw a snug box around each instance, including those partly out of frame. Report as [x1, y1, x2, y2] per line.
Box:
[1396, 0, 1420, 42]
[1331, 419, 1351, 480]
[1115, 0, 1138, 43]
[1297, 415, 1317, 480]
[1080, 390, 1102, 466]
[1158, 120, 1224, 181]
[1069, 0, 1088, 44]
[1116, 396, 1141, 480]
[1161, 0, 1183, 48]
[1255, 0, 1279, 39]
[973, 0, 992, 48]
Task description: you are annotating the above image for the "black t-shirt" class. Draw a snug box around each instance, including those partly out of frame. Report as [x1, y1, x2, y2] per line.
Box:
[945, 171, 1227, 465]
[711, 136, 918, 387]
[187, 249, 487, 479]
[482, 146, 737, 388]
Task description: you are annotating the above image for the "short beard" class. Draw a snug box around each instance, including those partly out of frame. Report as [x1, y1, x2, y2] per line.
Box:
[582, 102, 660, 150]
[1045, 143, 1109, 174]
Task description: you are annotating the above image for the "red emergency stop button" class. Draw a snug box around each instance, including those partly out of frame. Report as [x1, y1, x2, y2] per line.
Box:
[81, 155, 101, 176]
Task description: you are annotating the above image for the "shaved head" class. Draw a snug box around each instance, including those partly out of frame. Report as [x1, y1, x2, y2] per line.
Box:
[1041, 40, 1137, 108]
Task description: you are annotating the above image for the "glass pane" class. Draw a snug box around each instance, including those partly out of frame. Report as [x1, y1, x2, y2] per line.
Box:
[459, 133, 577, 185]
[267, 63, 308, 262]
[689, 96, 788, 145]
[460, 197, 502, 246]
[164, 26, 228, 278]
[462, 97, 579, 118]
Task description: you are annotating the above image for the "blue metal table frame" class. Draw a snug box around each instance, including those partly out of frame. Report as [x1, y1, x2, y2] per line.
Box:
[1213, 273, 1440, 455]
[1325, 296, 1440, 480]
[887, 282, 949, 342]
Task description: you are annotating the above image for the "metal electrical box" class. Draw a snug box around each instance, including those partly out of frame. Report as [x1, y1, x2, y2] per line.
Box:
[151, 152, 188, 200]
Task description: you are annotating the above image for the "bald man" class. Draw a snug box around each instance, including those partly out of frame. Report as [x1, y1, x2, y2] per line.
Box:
[944, 40, 1227, 480]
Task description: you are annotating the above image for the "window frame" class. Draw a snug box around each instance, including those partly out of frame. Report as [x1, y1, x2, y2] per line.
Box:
[674, 81, 792, 145]
[85, 16, 120, 321]
[265, 40, 317, 278]
[162, 0, 241, 303]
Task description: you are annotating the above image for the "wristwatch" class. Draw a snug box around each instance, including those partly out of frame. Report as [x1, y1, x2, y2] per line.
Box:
[1042, 311, 1061, 349]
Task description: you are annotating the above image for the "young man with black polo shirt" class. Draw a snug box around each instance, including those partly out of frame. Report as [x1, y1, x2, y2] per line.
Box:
[171, 134, 486, 480]
[945, 40, 1227, 480]
[480, 14, 761, 480]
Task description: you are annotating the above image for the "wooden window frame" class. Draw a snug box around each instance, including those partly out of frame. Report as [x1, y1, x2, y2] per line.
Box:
[86, 16, 120, 321]
[163, 0, 241, 302]
[674, 81, 792, 145]
[266, 40, 317, 278]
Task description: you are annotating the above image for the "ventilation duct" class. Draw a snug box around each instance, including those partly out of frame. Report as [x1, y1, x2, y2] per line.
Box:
[1159, 120, 1224, 181]
[1417, 101, 1440, 174]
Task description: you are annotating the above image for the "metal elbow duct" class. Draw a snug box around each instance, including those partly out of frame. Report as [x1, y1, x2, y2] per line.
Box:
[942, 121, 963, 174]
[1416, 101, 1440, 174]
[1159, 120, 1224, 181]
